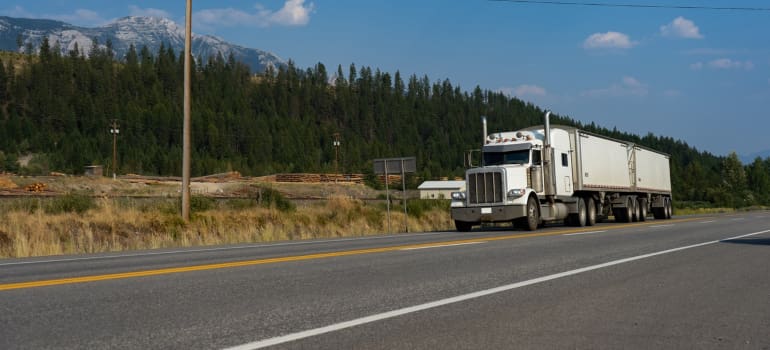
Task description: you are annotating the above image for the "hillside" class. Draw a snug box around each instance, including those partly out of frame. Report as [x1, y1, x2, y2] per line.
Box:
[0, 44, 769, 208]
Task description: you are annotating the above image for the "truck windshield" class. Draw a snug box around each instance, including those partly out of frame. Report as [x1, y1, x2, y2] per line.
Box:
[483, 150, 530, 166]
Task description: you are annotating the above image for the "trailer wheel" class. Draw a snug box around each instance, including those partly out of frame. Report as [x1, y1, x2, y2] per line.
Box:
[638, 198, 648, 222]
[652, 197, 666, 219]
[630, 197, 640, 222]
[517, 196, 539, 231]
[614, 197, 633, 223]
[665, 197, 672, 219]
[586, 197, 596, 226]
[455, 220, 473, 232]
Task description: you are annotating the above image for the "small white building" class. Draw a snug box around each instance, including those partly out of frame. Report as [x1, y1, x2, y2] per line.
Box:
[418, 180, 466, 199]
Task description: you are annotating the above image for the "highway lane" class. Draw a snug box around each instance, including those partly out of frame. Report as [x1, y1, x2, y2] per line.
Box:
[1, 212, 769, 349]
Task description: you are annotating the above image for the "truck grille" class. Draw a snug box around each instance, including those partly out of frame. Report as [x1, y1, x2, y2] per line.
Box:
[468, 171, 503, 204]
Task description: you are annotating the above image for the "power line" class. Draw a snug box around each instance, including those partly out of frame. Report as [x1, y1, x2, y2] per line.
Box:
[488, 0, 770, 12]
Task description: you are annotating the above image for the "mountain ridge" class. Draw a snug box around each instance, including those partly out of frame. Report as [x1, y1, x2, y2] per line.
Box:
[0, 15, 285, 73]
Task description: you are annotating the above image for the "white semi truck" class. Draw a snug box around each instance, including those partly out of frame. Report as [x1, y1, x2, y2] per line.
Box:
[450, 111, 673, 231]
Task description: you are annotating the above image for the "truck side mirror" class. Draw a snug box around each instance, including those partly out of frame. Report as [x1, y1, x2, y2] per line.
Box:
[465, 149, 480, 168]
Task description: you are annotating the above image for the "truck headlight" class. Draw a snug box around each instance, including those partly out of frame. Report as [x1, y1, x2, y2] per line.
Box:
[507, 188, 526, 199]
[451, 191, 466, 200]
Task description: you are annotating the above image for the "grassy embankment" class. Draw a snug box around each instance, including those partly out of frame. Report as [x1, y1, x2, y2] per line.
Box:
[0, 190, 453, 258]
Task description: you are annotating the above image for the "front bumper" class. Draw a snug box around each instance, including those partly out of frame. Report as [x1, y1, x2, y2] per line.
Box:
[451, 204, 527, 223]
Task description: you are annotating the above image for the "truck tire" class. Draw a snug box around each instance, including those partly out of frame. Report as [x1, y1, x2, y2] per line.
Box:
[652, 197, 666, 219]
[516, 197, 539, 231]
[630, 197, 640, 222]
[665, 197, 672, 219]
[455, 220, 473, 232]
[586, 197, 596, 226]
[615, 197, 633, 223]
[638, 198, 648, 222]
[567, 197, 587, 227]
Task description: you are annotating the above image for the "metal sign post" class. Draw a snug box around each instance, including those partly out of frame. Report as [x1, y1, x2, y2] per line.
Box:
[401, 158, 407, 232]
[373, 157, 416, 234]
[384, 162, 390, 234]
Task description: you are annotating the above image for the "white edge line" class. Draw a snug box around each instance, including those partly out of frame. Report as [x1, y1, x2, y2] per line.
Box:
[564, 230, 606, 236]
[0, 231, 448, 267]
[223, 229, 770, 350]
[649, 224, 675, 228]
[400, 242, 484, 251]
[698, 220, 716, 224]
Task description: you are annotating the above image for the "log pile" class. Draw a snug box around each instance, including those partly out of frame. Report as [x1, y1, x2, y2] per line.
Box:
[24, 183, 47, 192]
[275, 173, 365, 184]
[0, 177, 18, 189]
[192, 171, 242, 182]
[274, 173, 402, 185]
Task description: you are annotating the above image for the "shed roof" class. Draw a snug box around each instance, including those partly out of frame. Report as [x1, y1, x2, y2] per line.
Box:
[418, 180, 466, 190]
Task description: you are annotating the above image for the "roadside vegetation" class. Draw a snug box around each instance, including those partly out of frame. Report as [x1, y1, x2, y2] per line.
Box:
[0, 191, 453, 258]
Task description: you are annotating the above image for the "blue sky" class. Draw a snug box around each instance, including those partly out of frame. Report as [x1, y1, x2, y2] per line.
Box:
[3, 1, 770, 157]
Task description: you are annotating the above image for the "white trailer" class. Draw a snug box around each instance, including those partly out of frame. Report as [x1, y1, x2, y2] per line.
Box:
[450, 111, 673, 231]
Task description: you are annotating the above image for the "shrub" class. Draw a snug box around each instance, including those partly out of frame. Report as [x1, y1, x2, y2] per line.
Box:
[257, 187, 295, 212]
[225, 198, 260, 210]
[45, 193, 96, 215]
[403, 199, 450, 218]
[5, 198, 41, 213]
[191, 196, 216, 212]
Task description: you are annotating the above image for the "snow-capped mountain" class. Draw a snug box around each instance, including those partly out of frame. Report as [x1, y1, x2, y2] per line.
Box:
[0, 16, 285, 73]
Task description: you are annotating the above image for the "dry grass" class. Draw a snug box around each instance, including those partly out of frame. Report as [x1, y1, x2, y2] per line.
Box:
[0, 196, 454, 258]
[673, 207, 736, 216]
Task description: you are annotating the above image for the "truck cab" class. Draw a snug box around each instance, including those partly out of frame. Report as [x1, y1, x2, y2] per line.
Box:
[450, 111, 673, 232]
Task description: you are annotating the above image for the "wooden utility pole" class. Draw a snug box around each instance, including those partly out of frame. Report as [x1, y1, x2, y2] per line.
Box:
[182, 0, 192, 222]
[110, 119, 119, 180]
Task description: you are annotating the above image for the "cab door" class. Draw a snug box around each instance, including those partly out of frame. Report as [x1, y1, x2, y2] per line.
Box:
[553, 149, 573, 195]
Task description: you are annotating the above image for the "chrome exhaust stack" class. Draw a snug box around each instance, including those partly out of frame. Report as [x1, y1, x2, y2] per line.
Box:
[543, 110, 556, 199]
[481, 115, 488, 145]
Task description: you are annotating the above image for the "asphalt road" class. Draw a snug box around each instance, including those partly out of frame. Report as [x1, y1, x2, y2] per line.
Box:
[1, 212, 769, 349]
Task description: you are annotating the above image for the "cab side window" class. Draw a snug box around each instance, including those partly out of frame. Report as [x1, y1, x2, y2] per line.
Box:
[561, 153, 568, 167]
[532, 150, 542, 165]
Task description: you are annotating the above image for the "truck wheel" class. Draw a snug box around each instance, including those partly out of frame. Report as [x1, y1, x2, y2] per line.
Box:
[630, 197, 639, 222]
[519, 197, 539, 231]
[652, 197, 665, 219]
[616, 198, 633, 223]
[568, 197, 586, 227]
[586, 197, 596, 226]
[665, 198, 672, 219]
[455, 220, 473, 232]
[638, 198, 648, 222]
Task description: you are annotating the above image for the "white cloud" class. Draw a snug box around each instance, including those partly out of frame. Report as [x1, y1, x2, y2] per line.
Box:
[691, 58, 754, 70]
[582, 76, 648, 98]
[513, 85, 547, 97]
[194, 0, 314, 28]
[660, 16, 703, 39]
[128, 5, 170, 19]
[271, 0, 314, 26]
[583, 31, 636, 49]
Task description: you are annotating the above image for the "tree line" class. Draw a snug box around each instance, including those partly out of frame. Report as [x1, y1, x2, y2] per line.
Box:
[0, 39, 768, 207]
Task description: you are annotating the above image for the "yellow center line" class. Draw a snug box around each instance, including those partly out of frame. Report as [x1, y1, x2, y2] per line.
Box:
[0, 217, 704, 291]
